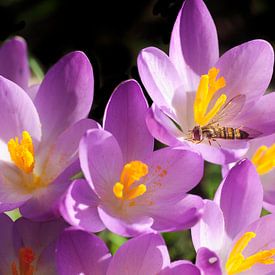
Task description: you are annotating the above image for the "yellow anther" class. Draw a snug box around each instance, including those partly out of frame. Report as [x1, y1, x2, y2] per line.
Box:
[113, 182, 124, 199]
[226, 231, 275, 274]
[113, 161, 148, 201]
[251, 144, 275, 175]
[8, 131, 35, 174]
[194, 67, 227, 126]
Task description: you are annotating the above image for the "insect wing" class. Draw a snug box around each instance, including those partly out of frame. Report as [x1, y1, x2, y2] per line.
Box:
[239, 127, 262, 139]
[209, 94, 246, 125]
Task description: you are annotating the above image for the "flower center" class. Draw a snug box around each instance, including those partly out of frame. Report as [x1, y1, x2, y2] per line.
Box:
[193, 67, 227, 126]
[11, 247, 36, 275]
[8, 131, 35, 174]
[226, 231, 275, 274]
[113, 161, 148, 201]
[251, 144, 275, 175]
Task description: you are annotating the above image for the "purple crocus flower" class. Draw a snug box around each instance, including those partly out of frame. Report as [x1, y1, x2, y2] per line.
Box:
[56, 229, 201, 275]
[192, 159, 275, 274]
[0, 51, 97, 220]
[223, 133, 275, 213]
[0, 213, 66, 274]
[137, 0, 274, 165]
[60, 79, 204, 237]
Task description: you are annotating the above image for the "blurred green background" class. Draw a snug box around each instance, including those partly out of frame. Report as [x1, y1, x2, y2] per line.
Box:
[1, 0, 274, 262]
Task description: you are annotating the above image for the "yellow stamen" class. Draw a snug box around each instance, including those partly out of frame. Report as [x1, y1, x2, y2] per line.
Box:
[11, 247, 35, 275]
[8, 131, 35, 174]
[226, 231, 275, 274]
[194, 67, 227, 126]
[251, 144, 275, 175]
[113, 161, 148, 201]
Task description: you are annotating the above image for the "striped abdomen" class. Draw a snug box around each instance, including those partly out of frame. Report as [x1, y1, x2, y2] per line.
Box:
[202, 126, 249, 140]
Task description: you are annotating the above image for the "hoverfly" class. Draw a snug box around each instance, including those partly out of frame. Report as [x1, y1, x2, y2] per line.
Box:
[187, 94, 261, 145]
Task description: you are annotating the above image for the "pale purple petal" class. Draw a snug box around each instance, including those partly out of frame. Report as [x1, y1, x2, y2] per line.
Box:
[0, 169, 32, 212]
[0, 36, 29, 90]
[216, 40, 274, 105]
[188, 139, 249, 165]
[196, 247, 222, 275]
[106, 233, 170, 275]
[60, 179, 105, 232]
[27, 83, 40, 101]
[149, 194, 203, 232]
[0, 214, 16, 274]
[170, 0, 219, 88]
[159, 260, 201, 275]
[137, 47, 184, 112]
[57, 228, 111, 275]
[220, 159, 263, 239]
[0, 76, 41, 144]
[145, 147, 204, 198]
[235, 92, 275, 137]
[103, 79, 153, 162]
[98, 204, 154, 237]
[79, 129, 123, 199]
[19, 160, 80, 221]
[36, 241, 58, 274]
[42, 118, 99, 181]
[146, 106, 184, 147]
[191, 200, 225, 252]
[34, 51, 94, 142]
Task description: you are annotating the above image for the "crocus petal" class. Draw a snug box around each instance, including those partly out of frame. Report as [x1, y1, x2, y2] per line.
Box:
[235, 92, 275, 137]
[0, 76, 41, 144]
[188, 139, 249, 165]
[220, 159, 263, 239]
[19, 160, 80, 221]
[60, 179, 105, 232]
[145, 147, 204, 198]
[146, 106, 184, 147]
[56, 228, 111, 275]
[103, 79, 154, 162]
[36, 241, 58, 274]
[170, 0, 219, 89]
[41, 118, 99, 181]
[34, 51, 94, 142]
[159, 260, 201, 275]
[27, 83, 40, 101]
[191, 200, 225, 253]
[230, 214, 275, 275]
[138, 47, 184, 113]
[106, 233, 170, 275]
[0, 169, 32, 212]
[0, 214, 16, 274]
[98, 204, 154, 237]
[79, 129, 123, 198]
[216, 40, 274, 105]
[149, 194, 203, 232]
[13, 217, 67, 257]
[196, 247, 222, 275]
[0, 36, 29, 90]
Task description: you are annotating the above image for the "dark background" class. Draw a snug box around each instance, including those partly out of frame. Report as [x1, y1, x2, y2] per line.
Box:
[0, 0, 274, 122]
